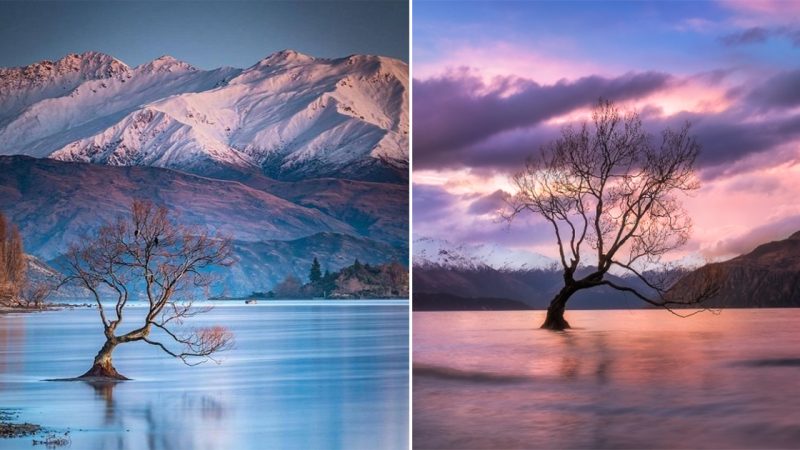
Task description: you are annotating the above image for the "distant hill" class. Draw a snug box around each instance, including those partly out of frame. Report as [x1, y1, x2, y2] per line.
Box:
[413, 292, 531, 311]
[1, 156, 407, 297]
[670, 231, 800, 308]
[413, 264, 648, 310]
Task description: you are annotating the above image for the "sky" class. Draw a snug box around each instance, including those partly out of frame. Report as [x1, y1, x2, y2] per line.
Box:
[413, 0, 800, 266]
[0, 1, 408, 69]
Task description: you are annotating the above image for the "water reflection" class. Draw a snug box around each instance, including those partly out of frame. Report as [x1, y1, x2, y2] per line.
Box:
[0, 303, 409, 450]
[83, 380, 119, 424]
[414, 309, 800, 449]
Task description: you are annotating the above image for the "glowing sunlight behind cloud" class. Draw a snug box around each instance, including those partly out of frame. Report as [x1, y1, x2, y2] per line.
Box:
[413, 1, 800, 266]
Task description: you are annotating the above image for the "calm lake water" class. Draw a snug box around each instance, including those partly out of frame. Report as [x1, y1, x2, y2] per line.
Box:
[0, 301, 409, 450]
[414, 309, 800, 449]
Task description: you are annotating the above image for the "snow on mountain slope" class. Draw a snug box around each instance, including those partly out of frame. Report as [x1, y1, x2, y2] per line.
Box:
[0, 50, 408, 181]
[413, 237, 555, 271]
[51, 107, 253, 174]
[0, 52, 129, 125]
[0, 53, 240, 157]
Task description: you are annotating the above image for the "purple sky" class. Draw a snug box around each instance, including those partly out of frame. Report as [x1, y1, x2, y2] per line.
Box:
[413, 0, 800, 264]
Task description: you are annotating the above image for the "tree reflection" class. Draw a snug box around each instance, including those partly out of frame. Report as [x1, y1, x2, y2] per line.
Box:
[81, 381, 228, 450]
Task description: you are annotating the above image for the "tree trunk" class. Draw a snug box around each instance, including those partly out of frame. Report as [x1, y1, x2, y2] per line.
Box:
[78, 339, 128, 380]
[541, 285, 576, 331]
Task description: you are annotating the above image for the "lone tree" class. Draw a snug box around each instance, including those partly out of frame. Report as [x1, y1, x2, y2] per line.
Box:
[309, 257, 322, 283]
[62, 200, 234, 379]
[506, 100, 719, 330]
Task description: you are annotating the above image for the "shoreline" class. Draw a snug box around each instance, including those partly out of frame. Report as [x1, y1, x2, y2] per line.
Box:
[0, 303, 93, 315]
[0, 409, 70, 447]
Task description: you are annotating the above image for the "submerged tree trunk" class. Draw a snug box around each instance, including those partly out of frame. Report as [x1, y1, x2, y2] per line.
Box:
[541, 285, 576, 331]
[79, 339, 128, 380]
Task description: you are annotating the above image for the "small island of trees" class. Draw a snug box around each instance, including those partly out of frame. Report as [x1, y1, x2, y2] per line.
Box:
[234, 258, 409, 300]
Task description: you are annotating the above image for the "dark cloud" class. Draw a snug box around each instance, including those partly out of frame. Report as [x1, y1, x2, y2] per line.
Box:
[467, 189, 511, 215]
[456, 126, 560, 171]
[720, 26, 800, 47]
[691, 113, 800, 173]
[418, 106, 800, 177]
[414, 67, 800, 179]
[413, 70, 673, 169]
[720, 27, 770, 46]
[746, 69, 800, 110]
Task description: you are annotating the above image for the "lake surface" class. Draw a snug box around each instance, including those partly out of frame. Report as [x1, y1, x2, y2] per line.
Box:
[414, 309, 800, 449]
[0, 301, 409, 450]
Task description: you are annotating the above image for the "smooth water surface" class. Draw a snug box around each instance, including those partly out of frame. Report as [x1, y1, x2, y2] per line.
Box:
[414, 309, 800, 449]
[0, 301, 408, 450]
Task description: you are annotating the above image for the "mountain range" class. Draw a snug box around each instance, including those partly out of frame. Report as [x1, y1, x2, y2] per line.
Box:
[1, 50, 408, 181]
[412, 239, 650, 310]
[416, 232, 800, 310]
[0, 51, 408, 296]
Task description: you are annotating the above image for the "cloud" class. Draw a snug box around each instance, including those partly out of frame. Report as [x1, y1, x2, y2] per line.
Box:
[683, 112, 800, 170]
[719, 26, 800, 47]
[412, 184, 459, 225]
[717, 0, 800, 21]
[467, 189, 511, 215]
[705, 214, 800, 257]
[745, 69, 800, 110]
[724, 174, 782, 194]
[412, 181, 554, 252]
[413, 41, 607, 85]
[720, 27, 770, 45]
[413, 66, 800, 175]
[413, 70, 673, 169]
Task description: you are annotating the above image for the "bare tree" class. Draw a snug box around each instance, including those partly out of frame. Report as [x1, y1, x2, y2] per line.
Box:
[0, 211, 26, 306]
[506, 100, 719, 330]
[62, 200, 234, 379]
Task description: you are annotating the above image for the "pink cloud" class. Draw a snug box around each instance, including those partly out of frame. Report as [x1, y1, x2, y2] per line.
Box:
[717, 0, 800, 25]
[414, 41, 609, 84]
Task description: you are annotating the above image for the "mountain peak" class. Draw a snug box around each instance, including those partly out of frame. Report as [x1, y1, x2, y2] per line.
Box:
[257, 49, 315, 67]
[2, 51, 129, 75]
[0, 51, 130, 112]
[56, 51, 129, 73]
[789, 230, 800, 240]
[137, 55, 196, 73]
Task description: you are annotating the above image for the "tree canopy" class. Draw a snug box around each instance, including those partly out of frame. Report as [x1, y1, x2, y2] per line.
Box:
[506, 100, 720, 329]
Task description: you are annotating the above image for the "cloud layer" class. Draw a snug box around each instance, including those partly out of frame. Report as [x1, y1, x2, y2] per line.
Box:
[413, 0, 800, 264]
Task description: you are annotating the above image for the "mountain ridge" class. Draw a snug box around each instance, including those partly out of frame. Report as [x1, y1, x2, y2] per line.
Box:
[0, 50, 408, 182]
[0, 156, 407, 296]
[669, 230, 800, 307]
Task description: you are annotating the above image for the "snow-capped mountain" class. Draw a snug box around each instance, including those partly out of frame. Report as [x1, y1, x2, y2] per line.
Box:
[0, 50, 408, 181]
[413, 237, 555, 271]
[0, 52, 129, 124]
